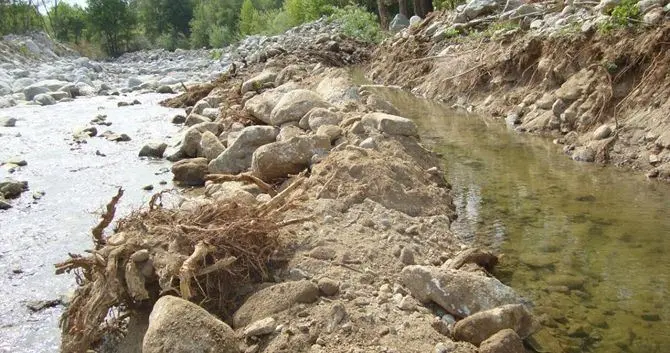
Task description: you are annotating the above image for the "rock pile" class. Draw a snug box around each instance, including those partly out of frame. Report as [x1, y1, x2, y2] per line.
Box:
[58, 50, 537, 353]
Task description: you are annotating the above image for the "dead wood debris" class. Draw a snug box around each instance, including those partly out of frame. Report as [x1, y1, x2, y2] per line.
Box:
[55, 177, 308, 352]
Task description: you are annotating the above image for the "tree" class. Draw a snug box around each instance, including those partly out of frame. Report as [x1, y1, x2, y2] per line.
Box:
[50, 2, 87, 42]
[137, 0, 192, 41]
[238, 0, 258, 35]
[87, 0, 135, 56]
[0, 0, 44, 35]
[189, 0, 242, 48]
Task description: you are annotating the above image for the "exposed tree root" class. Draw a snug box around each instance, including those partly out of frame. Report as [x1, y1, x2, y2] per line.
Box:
[56, 189, 288, 353]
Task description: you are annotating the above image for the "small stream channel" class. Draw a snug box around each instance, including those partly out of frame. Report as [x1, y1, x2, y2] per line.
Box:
[0, 94, 183, 352]
[371, 88, 670, 353]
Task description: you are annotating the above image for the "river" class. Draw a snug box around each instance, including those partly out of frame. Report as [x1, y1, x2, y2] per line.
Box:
[0, 94, 182, 353]
[372, 87, 670, 353]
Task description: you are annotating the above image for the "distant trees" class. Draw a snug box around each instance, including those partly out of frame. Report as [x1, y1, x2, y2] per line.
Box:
[0, 0, 43, 35]
[87, 0, 134, 56]
[51, 2, 87, 43]
[2, 0, 431, 55]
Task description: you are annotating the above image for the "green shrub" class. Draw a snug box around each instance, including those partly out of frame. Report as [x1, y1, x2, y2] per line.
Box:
[284, 0, 331, 27]
[434, 0, 466, 10]
[208, 25, 237, 48]
[156, 32, 190, 51]
[598, 0, 640, 34]
[329, 4, 384, 43]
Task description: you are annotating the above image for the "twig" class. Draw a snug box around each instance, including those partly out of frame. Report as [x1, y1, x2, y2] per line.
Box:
[180, 81, 188, 92]
[277, 216, 313, 227]
[205, 173, 277, 197]
[91, 187, 124, 250]
[197, 256, 237, 276]
[258, 175, 306, 216]
[443, 63, 486, 81]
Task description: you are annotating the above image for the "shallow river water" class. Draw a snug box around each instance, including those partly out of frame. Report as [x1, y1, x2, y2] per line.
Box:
[0, 94, 182, 352]
[372, 88, 670, 353]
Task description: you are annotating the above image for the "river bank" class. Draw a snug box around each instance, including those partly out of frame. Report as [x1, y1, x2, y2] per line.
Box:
[370, 1, 670, 182]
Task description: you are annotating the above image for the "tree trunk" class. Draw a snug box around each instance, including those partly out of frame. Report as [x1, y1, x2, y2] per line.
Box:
[412, 0, 421, 17]
[399, 0, 408, 17]
[377, 0, 390, 30]
[421, 0, 433, 16]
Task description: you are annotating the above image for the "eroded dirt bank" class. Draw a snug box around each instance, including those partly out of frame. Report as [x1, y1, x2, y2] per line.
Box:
[370, 7, 670, 182]
[57, 36, 541, 353]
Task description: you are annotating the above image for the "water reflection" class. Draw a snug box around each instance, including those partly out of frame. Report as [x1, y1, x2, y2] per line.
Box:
[369, 87, 670, 353]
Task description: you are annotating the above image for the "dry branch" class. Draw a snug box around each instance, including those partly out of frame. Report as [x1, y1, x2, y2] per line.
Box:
[206, 173, 277, 196]
[91, 187, 124, 250]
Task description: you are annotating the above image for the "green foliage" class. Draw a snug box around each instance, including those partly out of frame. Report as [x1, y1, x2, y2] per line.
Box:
[0, 1, 44, 35]
[189, 0, 243, 48]
[87, 0, 136, 56]
[330, 4, 383, 43]
[208, 24, 237, 47]
[136, 0, 193, 41]
[598, 0, 640, 34]
[156, 32, 190, 51]
[283, 0, 332, 27]
[51, 2, 87, 43]
[434, 0, 465, 10]
[239, 0, 259, 35]
[210, 49, 223, 59]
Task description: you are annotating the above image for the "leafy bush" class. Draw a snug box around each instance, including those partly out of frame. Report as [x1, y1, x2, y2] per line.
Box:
[330, 4, 383, 43]
[156, 32, 190, 51]
[284, 0, 332, 27]
[208, 25, 237, 48]
[434, 0, 466, 10]
[598, 0, 640, 33]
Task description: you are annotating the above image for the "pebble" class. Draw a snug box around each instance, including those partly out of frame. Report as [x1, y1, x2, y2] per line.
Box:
[243, 317, 277, 337]
[397, 296, 416, 311]
[399, 247, 415, 265]
[317, 277, 340, 296]
[142, 184, 154, 191]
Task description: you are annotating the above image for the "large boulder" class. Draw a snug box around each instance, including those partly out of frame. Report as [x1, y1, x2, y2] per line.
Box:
[34, 93, 56, 106]
[315, 76, 359, 109]
[245, 82, 300, 124]
[389, 14, 410, 32]
[478, 329, 525, 353]
[11, 78, 34, 93]
[361, 112, 418, 136]
[251, 135, 331, 181]
[139, 142, 168, 158]
[0, 179, 28, 199]
[172, 158, 209, 186]
[23, 85, 49, 101]
[270, 89, 330, 126]
[453, 304, 538, 345]
[0, 81, 11, 96]
[400, 266, 521, 318]
[233, 280, 319, 328]
[200, 131, 225, 161]
[306, 108, 342, 131]
[143, 296, 238, 353]
[1, 116, 17, 127]
[463, 0, 502, 19]
[208, 126, 278, 174]
[241, 71, 277, 94]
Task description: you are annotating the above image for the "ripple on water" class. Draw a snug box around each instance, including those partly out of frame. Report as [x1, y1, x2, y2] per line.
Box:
[369, 87, 670, 353]
[0, 93, 183, 352]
